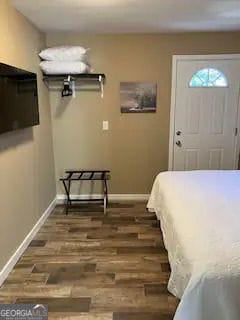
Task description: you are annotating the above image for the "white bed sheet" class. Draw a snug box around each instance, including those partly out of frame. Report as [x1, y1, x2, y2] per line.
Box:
[147, 170, 240, 320]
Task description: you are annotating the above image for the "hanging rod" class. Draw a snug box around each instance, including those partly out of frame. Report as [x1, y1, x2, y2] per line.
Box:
[43, 73, 105, 82]
[42, 73, 106, 98]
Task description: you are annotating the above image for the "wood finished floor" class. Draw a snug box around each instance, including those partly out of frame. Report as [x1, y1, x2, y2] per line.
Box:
[0, 202, 179, 319]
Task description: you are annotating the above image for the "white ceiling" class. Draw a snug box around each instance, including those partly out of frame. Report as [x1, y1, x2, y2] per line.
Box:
[11, 0, 240, 34]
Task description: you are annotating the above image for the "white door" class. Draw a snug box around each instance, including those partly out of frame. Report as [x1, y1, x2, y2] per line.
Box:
[170, 57, 240, 171]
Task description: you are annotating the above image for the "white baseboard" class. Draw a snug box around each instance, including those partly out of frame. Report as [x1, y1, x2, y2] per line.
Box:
[0, 197, 56, 286]
[57, 193, 149, 203]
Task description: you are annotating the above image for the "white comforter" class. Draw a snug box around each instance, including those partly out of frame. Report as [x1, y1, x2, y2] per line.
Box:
[147, 170, 240, 320]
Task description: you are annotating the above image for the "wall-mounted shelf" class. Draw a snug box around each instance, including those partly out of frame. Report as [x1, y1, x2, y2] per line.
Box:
[42, 73, 106, 98]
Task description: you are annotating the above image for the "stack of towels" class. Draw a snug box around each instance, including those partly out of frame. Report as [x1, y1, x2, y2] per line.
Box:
[39, 46, 91, 75]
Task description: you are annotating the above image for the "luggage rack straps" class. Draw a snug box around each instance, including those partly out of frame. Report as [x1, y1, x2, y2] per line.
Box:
[65, 169, 110, 173]
[61, 170, 110, 181]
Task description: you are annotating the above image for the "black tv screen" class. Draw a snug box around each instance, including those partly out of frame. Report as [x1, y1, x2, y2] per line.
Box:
[0, 62, 39, 134]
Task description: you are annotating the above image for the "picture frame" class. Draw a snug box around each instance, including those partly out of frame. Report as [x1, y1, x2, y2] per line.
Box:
[120, 82, 157, 113]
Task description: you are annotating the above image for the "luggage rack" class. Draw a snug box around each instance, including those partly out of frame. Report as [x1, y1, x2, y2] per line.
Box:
[60, 169, 110, 215]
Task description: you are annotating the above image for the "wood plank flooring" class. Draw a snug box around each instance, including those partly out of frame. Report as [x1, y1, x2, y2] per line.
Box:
[0, 202, 179, 319]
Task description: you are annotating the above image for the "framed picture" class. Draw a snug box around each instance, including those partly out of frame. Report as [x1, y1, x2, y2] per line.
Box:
[120, 82, 157, 113]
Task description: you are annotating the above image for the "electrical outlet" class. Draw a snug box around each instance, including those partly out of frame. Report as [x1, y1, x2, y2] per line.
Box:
[102, 121, 109, 131]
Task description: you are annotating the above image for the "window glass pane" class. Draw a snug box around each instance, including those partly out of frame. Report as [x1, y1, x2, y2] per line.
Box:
[209, 69, 220, 82]
[189, 76, 204, 87]
[214, 77, 228, 87]
[189, 68, 228, 87]
[197, 69, 209, 83]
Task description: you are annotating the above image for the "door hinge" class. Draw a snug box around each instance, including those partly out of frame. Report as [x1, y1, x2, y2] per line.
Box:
[235, 128, 238, 136]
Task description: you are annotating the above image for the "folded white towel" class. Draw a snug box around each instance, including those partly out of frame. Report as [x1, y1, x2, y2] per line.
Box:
[40, 61, 91, 75]
[39, 46, 90, 61]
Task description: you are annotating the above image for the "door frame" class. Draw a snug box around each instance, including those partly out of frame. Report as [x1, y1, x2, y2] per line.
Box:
[169, 54, 240, 170]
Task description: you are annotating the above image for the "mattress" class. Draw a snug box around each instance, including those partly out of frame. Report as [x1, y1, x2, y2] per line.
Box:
[147, 170, 240, 320]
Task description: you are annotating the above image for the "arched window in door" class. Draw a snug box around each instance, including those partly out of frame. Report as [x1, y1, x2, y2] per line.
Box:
[189, 68, 228, 87]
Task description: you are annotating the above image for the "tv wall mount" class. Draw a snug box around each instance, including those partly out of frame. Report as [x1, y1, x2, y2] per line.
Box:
[43, 73, 105, 98]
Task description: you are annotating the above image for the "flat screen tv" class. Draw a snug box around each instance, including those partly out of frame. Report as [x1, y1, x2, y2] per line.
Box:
[0, 62, 39, 134]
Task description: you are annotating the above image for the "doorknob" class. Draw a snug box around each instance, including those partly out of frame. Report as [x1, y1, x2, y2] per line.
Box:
[176, 131, 181, 136]
[176, 140, 182, 147]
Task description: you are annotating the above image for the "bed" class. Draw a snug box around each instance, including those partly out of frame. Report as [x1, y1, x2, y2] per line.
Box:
[147, 170, 240, 320]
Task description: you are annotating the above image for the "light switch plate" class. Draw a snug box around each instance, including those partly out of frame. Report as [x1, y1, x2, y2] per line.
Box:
[102, 121, 109, 131]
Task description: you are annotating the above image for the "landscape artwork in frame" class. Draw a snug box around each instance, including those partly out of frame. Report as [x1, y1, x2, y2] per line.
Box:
[120, 82, 157, 113]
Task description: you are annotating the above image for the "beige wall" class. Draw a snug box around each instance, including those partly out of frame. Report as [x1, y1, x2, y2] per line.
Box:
[47, 32, 240, 195]
[0, 1, 56, 270]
